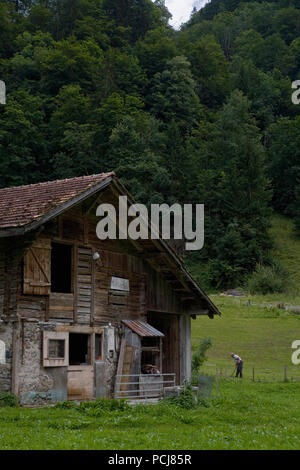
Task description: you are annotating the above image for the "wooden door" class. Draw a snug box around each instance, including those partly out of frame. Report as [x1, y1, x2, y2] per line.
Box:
[67, 365, 94, 400]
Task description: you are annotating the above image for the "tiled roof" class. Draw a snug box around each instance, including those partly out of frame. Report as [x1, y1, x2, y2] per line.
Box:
[0, 172, 115, 229]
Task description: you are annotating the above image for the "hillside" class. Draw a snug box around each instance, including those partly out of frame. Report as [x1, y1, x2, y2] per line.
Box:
[192, 215, 300, 380]
[1, 0, 300, 290]
[269, 215, 300, 293]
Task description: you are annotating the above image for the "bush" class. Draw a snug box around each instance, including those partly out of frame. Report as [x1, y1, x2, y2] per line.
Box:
[165, 383, 197, 409]
[246, 261, 289, 295]
[191, 337, 212, 386]
[55, 400, 77, 409]
[79, 398, 130, 413]
[0, 392, 18, 407]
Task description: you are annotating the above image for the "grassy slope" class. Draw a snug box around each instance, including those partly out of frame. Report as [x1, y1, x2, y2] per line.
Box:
[1, 380, 300, 450]
[193, 215, 300, 380]
[269, 215, 300, 294]
[193, 295, 300, 380]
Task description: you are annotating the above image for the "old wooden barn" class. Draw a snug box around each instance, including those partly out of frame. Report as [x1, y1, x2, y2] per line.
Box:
[0, 173, 220, 404]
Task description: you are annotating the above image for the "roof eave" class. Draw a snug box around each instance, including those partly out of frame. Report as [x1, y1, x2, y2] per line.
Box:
[0, 176, 114, 238]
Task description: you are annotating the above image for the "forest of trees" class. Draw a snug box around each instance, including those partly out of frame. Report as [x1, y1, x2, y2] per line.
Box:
[0, 0, 299, 290]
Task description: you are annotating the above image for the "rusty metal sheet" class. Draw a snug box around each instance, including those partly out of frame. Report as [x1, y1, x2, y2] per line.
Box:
[122, 320, 164, 337]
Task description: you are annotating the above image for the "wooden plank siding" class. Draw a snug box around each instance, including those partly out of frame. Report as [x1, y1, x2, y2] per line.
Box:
[7, 187, 189, 327]
[49, 293, 74, 321]
[76, 246, 93, 324]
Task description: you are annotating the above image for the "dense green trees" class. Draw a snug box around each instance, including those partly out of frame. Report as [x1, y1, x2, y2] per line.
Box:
[267, 117, 300, 217]
[0, 0, 299, 289]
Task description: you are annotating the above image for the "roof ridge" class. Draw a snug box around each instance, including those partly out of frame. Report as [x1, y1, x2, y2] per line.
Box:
[0, 172, 116, 192]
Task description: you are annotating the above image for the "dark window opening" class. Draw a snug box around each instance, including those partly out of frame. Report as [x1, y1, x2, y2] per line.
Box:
[95, 334, 103, 361]
[69, 333, 90, 365]
[51, 243, 72, 293]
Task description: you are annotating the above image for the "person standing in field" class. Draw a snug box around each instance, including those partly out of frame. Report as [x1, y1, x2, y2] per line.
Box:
[231, 353, 243, 378]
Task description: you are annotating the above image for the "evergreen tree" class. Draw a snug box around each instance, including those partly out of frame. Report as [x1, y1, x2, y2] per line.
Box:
[150, 56, 201, 135]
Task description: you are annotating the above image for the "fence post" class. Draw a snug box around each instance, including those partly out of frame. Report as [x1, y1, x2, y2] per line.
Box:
[216, 367, 218, 398]
[252, 367, 255, 382]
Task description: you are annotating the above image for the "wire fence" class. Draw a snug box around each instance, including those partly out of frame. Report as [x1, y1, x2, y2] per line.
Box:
[196, 364, 300, 399]
[203, 363, 300, 384]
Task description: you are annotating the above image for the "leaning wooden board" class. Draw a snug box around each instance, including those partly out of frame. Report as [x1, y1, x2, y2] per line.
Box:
[115, 338, 135, 397]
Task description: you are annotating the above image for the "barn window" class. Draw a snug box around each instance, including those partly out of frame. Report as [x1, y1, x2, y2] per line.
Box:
[48, 339, 65, 359]
[69, 333, 91, 365]
[51, 243, 72, 293]
[43, 331, 69, 367]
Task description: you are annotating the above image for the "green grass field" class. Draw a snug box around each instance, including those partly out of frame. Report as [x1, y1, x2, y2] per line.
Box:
[0, 214, 299, 450]
[195, 215, 300, 381]
[0, 380, 300, 450]
[193, 294, 300, 381]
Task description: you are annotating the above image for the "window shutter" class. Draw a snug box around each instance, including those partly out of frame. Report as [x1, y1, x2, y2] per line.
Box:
[23, 238, 51, 295]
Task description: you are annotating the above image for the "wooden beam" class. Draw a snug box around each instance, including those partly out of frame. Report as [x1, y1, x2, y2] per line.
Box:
[73, 242, 78, 324]
[160, 337, 162, 374]
[189, 309, 210, 316]
[90, 249, 95, 327]
[84, 192, 105, 215]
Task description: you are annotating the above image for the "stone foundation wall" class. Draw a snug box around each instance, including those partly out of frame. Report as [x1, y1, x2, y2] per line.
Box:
[18, 321, 67, 405]
[1, 320, 122, 405]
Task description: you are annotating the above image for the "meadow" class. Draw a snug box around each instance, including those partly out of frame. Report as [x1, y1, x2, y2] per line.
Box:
[0, 378, 300, 450]
[195, 294, 300, 382]
[194, 215, 300, 382]
[2, 291, 300, 450]
[0, 215, 299, 451]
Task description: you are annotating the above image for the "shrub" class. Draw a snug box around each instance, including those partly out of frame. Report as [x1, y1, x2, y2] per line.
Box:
[191, 337, 212, 386]
[165, 383, 197, 409]
[79, 398, 130, 413]
[0, 392, 18, 407]
[55, 400, 77, 409]
[246, 261, 289, 294]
